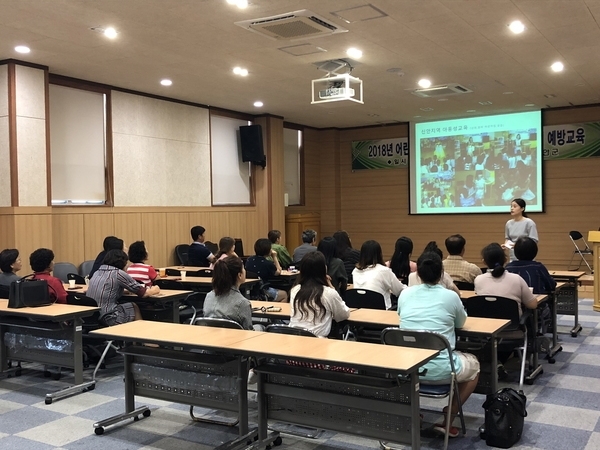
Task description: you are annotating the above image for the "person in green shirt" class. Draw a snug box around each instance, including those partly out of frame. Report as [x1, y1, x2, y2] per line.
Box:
[268, 230, 292, 269]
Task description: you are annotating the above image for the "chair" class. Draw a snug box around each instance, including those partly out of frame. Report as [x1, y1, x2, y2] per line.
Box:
[175, 244, 190, 266]
[465, 295, 529, 390]
[204, 241, 218, 255]
[195, 268, 213, 277]
[0, 285, 9, 299]
[179, 292, 207, 324]
[266, 324, 317, 337]
[245, 271, 270, 300]
[53, 262, 79, 283]
[568, 231, 593, 272]
[67, 273, 86, 285]
[344, 288, 386, 310]
[79, 260, 95, 277]
[381, 328, 466, 450]
[454, 281, 475, 291]
[234, 238, 245, 258]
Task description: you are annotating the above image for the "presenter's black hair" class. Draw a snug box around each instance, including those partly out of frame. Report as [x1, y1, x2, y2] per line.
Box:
[512, 198, 528, 218]
[416, 251, 443, 285]
[481, 243, 506, 278]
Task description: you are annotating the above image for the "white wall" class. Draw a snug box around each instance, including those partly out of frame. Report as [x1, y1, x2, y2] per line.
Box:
[0, 65, 10, 206]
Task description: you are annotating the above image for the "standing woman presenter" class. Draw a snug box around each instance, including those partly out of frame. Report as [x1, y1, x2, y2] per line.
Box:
[504, 198, 538, 261]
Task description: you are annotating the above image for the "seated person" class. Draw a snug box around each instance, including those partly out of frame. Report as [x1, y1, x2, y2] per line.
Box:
[188, 225, 216, 267]
[0, 248, 22, 286]
[408, 242, 460, 295]
[290, 251, 350, 337]
[204, 256, 254, 330]
[245, 238, 288, 302]
[316, 237, 347, 295]
[475, 243, 537, 316]
[87, 249, 160, 325]
[506, 237, 556, 294]
[126, 241, 159, 287]
[292, 229, 317, 264]
[90, 236, 124, 278]
[398, 251, 480, 439]
[352, 240, 406, 309]
[333, 230, 361, 284]
[443, 234, 481, 284]
[30, 248, 67, 304]
[209, 236, 237, 269]
[386, 236, 417, 285]
[268, 230, 292, 269]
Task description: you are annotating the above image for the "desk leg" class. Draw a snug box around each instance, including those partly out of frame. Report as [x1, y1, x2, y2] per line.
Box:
[410, 373, 421, 450]
[93, 353, 150, 435]
[490, 338, 498, 394]
[571, 280, 582, 337]
[172, 301, 180, 323]
[525, 309, 543, 385]
[548, 292, 562, 360]
[45, 318, 96, 404]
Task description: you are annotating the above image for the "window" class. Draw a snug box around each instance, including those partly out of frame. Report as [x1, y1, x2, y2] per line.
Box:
[283, 127, 303, 205]
[49, 83, 108, 205]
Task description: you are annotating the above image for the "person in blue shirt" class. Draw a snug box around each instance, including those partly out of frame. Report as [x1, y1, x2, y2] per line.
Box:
[187, 226, 216, 267]
[245, 238, 288, 302]
[398, 251, 480, 439]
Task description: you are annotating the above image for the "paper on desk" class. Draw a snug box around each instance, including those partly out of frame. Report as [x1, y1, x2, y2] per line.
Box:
[504, 240, 514, 249]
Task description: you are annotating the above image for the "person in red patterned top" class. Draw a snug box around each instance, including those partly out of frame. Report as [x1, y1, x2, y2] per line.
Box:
[30, 248, 67, 304]
[126, 241, 159, 287]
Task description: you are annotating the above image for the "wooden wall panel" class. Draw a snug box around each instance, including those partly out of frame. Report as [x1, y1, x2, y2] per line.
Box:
[52, 213, 84, 264]
[114, 213, 143, 247]
[141, 212, 168, 268]
[14, 213, 53, 268]
[83, 213, 115, 261]
[0, 213, 16, 250]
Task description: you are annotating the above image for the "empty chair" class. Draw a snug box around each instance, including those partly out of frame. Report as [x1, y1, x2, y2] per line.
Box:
[53, 262, 79, 283]
[67, 273, 86, 285]
[344, 288, 386, 310]
[381, 328, 466, 450]
[79, 260, 95, 278]
[204, 241, 218, 255]
[175, 244, 190, 266]
[465, 295, 529, 390]
[234, 238, 245, 258]
[568, 231, 593, 272]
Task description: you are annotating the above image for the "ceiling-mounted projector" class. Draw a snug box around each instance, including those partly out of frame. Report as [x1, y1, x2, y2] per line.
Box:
[311, 73, 363, 105]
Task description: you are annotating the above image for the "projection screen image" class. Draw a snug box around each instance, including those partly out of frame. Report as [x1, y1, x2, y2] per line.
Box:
[410, 111, 543, 214]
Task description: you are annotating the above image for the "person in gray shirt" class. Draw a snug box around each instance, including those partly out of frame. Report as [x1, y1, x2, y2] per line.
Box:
[503, 198, 538, 262]
[0, 249, 22, 287]
[292, 229, 317, 264]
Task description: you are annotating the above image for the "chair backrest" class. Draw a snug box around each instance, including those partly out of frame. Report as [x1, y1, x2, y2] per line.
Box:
[204, 241, 218, 255]
[175, 244, 190, 265]
[454, 281, 475, 291]
[67, 273, 86, 284]
[53, 262, 79, 283]
[381, 327, 449, 353]
[234, 238, 244, 257]
[154, 279, 185, 290]
[192, 317, 243, 329]
[79, 260, 95, 277]
[465, 295, 521, 328]
[266, 324, 317, 337]
[344, 288, 386, 310]
[195, 268, 213, 277]
[569, 230, 583, 241]
[0, 285, 9, 299]
[184, 291, 206, 309]
[66, 293, 101, 325]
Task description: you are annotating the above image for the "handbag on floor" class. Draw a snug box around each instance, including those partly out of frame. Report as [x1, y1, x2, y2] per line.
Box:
[8, 275, 52, 308]
[482, 387, 527, 448]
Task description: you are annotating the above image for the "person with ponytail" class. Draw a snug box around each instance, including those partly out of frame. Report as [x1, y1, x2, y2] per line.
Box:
[398, 251, 479, 439]
[504, 198, 538, 261]
[474, 243, 537, 316]
[209, 237, 237, 269]
[290, 251, 349, 337]
[386, 236, 417, 284]
[203, 256, 253, 330]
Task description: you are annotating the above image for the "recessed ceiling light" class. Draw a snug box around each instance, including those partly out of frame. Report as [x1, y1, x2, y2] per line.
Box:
[414, 115, 422, 118]
[479, 101, 493, 105]
[525, 103, 535, 107]
[508, 20, 525, 34]
[160, 79, 172, 86]
[420, 107, 434, 111]
[467, 109, 477, 113]
[104, 27, 118, 39]
[253, 101, 263, 107]
[438, 98, 448, 102]
[227, 0, 247, 8]
[544, 94, 556, 98]
[346, 47, 363, 59]
[15, 45, 30, 54]
[551, 61, 564, 72]
[233, 67, 248, 76]
[503, 91, 514, 95]
[418, 79, 432, 88]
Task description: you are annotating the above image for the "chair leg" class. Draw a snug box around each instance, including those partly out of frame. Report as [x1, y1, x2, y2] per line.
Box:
[92, 340, 118, 381]
[518, 333, 528, 391]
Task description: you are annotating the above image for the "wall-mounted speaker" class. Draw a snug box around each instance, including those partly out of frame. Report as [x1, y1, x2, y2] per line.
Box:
[240, 124, 266, 168]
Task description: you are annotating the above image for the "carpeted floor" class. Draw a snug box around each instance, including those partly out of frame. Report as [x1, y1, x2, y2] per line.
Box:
[0, 298, 598, 449]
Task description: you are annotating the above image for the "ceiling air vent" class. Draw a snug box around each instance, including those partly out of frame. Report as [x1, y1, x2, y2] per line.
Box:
[411, 84, 473, 98]
[235, 10, 347, 40]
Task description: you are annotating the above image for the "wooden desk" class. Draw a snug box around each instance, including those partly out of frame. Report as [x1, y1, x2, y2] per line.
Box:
[164, 265, 208, 272]
[91, 321, 436, 449]
[162, 276, 260, 295]
[550, 270, 585, 336]
[64, 283, 88, 294]
[128, 289, 192, 323]
[0, 300, 99, 404]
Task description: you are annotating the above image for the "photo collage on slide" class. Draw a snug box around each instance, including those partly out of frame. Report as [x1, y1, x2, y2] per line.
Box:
[419, 131, 538, 209]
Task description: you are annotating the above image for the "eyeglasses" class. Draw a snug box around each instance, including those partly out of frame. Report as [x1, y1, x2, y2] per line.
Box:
[252, 306, 282, 313]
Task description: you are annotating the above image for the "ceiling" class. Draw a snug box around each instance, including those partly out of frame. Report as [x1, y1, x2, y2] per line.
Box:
[2, 0, 600, 129]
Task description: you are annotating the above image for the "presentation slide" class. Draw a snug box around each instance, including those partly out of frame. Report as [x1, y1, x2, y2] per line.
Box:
[409, 111, 543, 214]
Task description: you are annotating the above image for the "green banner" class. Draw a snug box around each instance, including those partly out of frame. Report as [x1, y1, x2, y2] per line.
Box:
[351, 138, 409, 170]
[543, 122, 600, 159]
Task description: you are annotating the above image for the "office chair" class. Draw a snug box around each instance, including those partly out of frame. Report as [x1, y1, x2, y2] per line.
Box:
[79, 260, 95, 277]
[53, 262, 79, 283]
[465, 295, 529, 390]
[204, 241, 218, 255]
[381, 328, 466, 450]
[344, 288, 386, 310]
[568, 231, 593, 272]
[67, 273, 86, 285]
[234, 238, 245, 258]
[175, 244, 190, 266]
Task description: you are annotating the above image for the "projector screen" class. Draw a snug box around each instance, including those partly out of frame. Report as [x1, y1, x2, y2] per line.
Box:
[410, 111, 543, 214]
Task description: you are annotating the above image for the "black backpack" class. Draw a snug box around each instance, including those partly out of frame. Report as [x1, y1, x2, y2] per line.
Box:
[482, 388, 527, 448]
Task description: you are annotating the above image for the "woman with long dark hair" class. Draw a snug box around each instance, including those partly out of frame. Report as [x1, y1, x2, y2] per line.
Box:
[332, 230, 360, 283]
[203, 255, 253, 330]
[290, 251, 349, 337]
[209, 236, 237, 269]
[316, 237, 347, 294]
[352, 240, 405, 309]
[387, 236, 416, 284]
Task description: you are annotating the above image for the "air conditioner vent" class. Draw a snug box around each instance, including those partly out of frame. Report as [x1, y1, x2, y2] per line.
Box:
[411, 84, 473, 98]
[235, 9, 347, 41]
